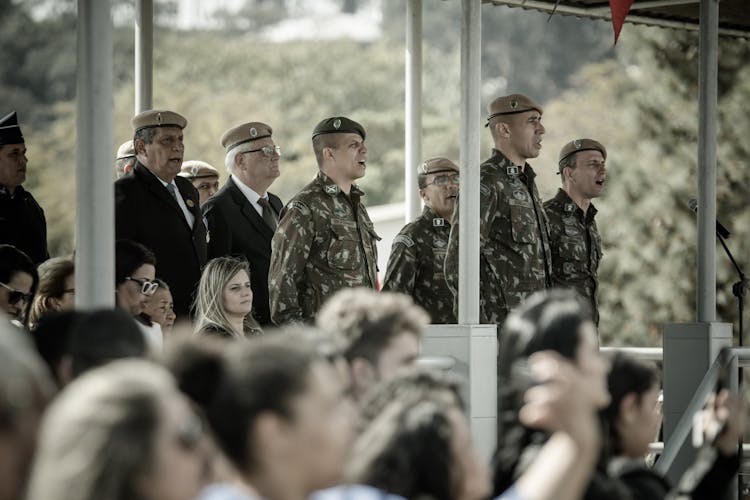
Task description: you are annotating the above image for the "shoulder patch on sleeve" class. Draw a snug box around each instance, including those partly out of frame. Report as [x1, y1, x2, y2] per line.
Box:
[480, 183, 491, 197]
[393, 234, 415, 247]
[287, 200, 311, 216]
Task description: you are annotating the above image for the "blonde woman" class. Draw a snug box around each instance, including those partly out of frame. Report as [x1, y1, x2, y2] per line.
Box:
[194, 256, 261, 339]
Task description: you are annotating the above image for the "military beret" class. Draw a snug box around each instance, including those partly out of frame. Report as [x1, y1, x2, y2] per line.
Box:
[558, 138, 607, 165]
[116, 140, 135, 160]
[485, 94, 543, 126]
[0, 111, 24, 146]
[131, 109, 187, 132]
[179, 160, 220, 179]
[418, 157, 459, 176]
[220, 122, 273, 152]
[312, 116, 365, 140]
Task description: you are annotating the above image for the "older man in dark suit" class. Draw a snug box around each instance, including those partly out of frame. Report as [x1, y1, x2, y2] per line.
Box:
[114, 110, 207, 318]
[202, 122, 282, 326]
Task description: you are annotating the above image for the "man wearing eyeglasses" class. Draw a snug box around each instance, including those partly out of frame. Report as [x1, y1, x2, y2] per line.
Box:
[202, 122, 282, 326]
[178, 160, 221, 207]
[269, 116, 379, 325]
[115, 110, 207, 319]
[0, 111, 49, 265]
[544, 139, 606, 326]
[445, 94, 552, 326]
[382, 158, 459, 324]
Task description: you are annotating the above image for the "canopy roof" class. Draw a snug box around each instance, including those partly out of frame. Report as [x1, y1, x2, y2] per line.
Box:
[485, 0, 750, 37]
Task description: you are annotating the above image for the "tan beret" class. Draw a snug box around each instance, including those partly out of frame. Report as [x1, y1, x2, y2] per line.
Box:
[485, 94, 543, 126]
[131, 109, 187, 132]
[116, 140, 135, 160]
[417, 157, 459, 175]
[220, 122, 273, 152]
[179, 160, 220, 179]
[558, 138, 607, 165]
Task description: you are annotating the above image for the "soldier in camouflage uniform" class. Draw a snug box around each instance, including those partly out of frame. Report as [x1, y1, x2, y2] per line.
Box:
[382, 157, 459, 324]
[445, 94, 552, 326]
[269, 117, 379, 325]
[544, 138, 606, 325]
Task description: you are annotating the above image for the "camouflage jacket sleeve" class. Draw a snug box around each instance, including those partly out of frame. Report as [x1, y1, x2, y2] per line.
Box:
[269, 200, 314, 325]
[382, 230, 418, 295]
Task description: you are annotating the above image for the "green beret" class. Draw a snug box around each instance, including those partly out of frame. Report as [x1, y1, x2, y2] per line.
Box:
[131, 109, 187, 132]
[179, 161, 220, 179]
[220, 122, 273, 152]
[116, 140, 135, 160]
[312, 116, 365, 140]
[417, 157, 459, 175]
[0, 111, 24, 146]
[485, 94, 543, 127]
[558, 138, 607, 165]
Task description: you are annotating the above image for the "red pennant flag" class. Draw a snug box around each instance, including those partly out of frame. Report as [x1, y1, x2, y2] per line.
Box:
[609, 0, 635, 44]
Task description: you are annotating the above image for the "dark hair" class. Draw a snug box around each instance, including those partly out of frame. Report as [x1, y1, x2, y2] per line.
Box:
[115, 240, 156, 286]
[350, 398, 457, 500]
[68, 309, 147, 378]
[167, 336, 320, 472]
[133, 127, 157, 146]
[30, 310, 80, 386]
[600, 352, 659, 459]
[0, 244, 39, 326]
[312, 133, 341, 167]
[316, 288, 427, 366]
[358, 368, 464, 432]
[493, 289, 594, 495]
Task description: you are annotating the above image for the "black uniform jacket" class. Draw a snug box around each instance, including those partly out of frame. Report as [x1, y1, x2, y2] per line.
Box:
[115, 162, 207, 318]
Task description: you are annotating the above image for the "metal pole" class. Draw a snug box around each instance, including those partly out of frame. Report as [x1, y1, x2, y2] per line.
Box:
[76, 0, 114, 309]
[405, 0, 423, 223]
[135, 0, 153, 113]
[457, 0, 481, 324]
[696, 0, 718, 323]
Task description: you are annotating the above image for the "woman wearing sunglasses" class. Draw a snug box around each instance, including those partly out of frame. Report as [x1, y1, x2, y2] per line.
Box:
[115, 239, 163, 350]
[0, 244, 38, 327]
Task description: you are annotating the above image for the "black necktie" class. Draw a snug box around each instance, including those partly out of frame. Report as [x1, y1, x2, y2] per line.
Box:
[258, 197, 277, 230]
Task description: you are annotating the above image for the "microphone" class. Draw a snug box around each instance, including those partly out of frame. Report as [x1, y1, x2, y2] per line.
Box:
[688, 198, 731, 239]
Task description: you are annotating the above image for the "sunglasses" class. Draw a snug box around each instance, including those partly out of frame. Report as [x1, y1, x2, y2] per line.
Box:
[125, 277, 159, 296]
[424, 173, 460, 187]
[0, 282, 33, 306]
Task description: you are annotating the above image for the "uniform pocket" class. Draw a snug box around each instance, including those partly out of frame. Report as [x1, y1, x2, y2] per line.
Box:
[509, 199, 535, 244]
[328, 221, 359, 270]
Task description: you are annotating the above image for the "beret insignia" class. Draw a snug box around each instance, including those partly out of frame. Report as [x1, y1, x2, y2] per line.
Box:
[574, 139, 582, 149]
[510, 100, 518, 110]
[333, 118, 341, 129]
[250, 127, 258, 138]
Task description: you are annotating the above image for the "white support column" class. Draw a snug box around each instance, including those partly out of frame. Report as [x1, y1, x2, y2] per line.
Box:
[76, 0, 114, 309]
[135, 0, 154, 113]
[457, 0, 482, 324]
[405, 0, 423, 222]
[696, 0, 718, 323]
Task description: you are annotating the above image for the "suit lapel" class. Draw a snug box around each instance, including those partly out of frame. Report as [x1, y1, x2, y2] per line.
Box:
[135, 163, 188, 224]
[227, 178, 274, 239]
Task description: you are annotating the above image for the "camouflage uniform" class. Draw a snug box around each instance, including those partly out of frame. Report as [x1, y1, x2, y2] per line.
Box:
[269, 171, 380, 325]
[445, 149, 552, 325]
[382, 206, 456, 324]
[544, 188, 601, 324]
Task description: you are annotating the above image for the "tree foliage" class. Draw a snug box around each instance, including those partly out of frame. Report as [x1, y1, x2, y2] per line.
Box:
[3, 1, 750, 347]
